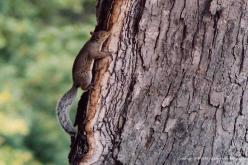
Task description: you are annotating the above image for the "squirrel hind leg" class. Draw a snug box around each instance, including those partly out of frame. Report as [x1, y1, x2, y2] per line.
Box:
[83, 82, 95, 91]
[79, 72, 92, 91]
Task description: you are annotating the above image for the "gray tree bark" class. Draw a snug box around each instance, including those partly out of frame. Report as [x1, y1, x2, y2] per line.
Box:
[71, 0, 248, 164]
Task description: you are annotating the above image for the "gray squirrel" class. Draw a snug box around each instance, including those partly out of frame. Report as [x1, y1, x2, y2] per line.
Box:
[56, 30, 111, 136]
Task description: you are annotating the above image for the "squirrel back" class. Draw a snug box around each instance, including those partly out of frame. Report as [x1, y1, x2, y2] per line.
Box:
[56, 85, 78, 136]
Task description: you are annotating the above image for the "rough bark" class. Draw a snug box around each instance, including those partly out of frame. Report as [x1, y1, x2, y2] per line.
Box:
[71, 0, 248, 164]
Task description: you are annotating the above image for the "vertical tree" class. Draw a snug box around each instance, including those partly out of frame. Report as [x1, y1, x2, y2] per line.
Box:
[70, 0, 248, 164]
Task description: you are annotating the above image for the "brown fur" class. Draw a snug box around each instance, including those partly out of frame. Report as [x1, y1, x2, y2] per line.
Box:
[56, 30, 111, 136]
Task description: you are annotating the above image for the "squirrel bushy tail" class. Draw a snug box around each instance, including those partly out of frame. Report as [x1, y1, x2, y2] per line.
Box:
[56, 85, 78, 136]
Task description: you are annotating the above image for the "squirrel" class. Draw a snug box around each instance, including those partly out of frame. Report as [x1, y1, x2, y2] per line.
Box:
[56, 30, 111, 136]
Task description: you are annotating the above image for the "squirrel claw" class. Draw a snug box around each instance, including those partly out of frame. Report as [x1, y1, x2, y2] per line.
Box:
[86, 83, 95, 91]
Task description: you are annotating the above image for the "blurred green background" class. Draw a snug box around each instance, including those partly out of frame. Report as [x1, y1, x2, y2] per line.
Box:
[0, 0, 96, 164]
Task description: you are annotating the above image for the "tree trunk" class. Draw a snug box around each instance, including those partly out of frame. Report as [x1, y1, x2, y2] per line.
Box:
[70, 0, 248, 164]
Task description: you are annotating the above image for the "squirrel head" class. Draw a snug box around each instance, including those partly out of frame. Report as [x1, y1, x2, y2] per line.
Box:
[90, 30, 110, 42]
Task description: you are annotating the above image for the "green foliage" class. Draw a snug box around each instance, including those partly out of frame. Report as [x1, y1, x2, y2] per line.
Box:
[0, 0, 96, 164]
